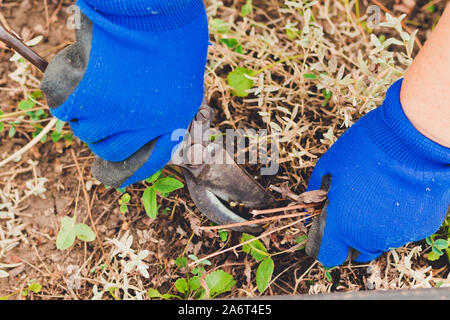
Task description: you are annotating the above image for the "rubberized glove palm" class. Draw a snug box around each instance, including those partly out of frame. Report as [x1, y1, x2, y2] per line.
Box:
[41, 0, 209, 187]
[305, 79, 450, 268]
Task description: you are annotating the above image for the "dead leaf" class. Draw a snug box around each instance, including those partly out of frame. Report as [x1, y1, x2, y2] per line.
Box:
[141, 217, 155, 226]
[54, 158, 63, 173]
[176, 226, 187, 238]
[295, 190, 328, 204]
[269, 185, 328, 204]
[30, 145, 41, 160]
[189, 216, 203, 237]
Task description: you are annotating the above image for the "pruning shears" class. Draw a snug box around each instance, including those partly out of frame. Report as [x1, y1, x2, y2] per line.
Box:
[0, 23, 276, 233]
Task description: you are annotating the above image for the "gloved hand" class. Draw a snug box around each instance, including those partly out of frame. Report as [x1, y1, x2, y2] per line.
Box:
[41, 0, 209, 188]
[305, 79, 450, 268]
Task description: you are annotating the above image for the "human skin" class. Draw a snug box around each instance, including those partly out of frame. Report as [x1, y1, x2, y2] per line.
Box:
[400, 3, 450, 148]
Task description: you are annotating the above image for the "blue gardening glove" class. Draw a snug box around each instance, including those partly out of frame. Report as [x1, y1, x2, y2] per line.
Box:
[41, 0, 209, 187]
[305, 79, 450, 268]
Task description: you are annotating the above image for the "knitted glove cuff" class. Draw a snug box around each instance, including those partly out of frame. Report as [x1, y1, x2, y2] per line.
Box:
[77, 0, 205, 31]
[363, 79, 450, 169]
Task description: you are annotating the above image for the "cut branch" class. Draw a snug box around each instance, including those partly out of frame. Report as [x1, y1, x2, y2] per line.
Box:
[201, 210, 321, 231]
[0, 24, 48, 72]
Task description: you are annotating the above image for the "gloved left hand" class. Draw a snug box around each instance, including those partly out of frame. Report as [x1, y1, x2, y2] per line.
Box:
[41, 0, 209, 187]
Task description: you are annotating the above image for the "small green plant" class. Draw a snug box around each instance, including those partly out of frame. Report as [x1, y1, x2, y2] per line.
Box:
[210, 18, 230, 34]
[220, 38, 243, 54]
[241, 0, 253, 17]
[227, 54, 303, 97]
[426, 235, 449, 262]
[0, 90, 73, 146]
[425, 215, 450, 262]
[240, 233, 274, 293]
[0, 282, 42, 300]
[323, 266, 337, 282]
[118, 193, 131, 214]
[21, 282, 42, 297]
[148, 255, 235, 300]
[56, 214, 96, 250]
[295, 234, 308, 251]
[219, 229, 229, 242]
[141, 170, 184, 219]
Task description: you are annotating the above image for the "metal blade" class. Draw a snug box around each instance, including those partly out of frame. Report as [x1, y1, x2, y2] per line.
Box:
[183, 167, 263, 233]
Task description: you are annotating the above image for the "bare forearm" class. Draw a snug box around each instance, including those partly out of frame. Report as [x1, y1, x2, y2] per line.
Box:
[400, 3, 450, 148]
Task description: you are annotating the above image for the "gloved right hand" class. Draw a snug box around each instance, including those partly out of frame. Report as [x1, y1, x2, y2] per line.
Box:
[305, 79, 450, 268]
[41, 0, 209, 188]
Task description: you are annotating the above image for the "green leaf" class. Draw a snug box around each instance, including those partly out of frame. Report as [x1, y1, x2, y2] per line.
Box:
[295, 235, 308, 250]
[147, 288, 163, 298]
[321, 89, 333, 107]
[175, 256, 187, 268]
[205, 270, 236, 298]
[303, 73, 317, 79]
[433, 239, 448, 250]
[227, 67, 255, 97]
[188, 276, 201, 292]
[61, 216, 76, 229]
[40, 134, 47, 143]
[108, 287, 120, 300]
[56, 227, 76, 250]
[18, 100, 35, 111]
[219, 230, 228, 242]
[188, 254, 198, 261]
[55, 120, 66, 133]
[197, 259, 211, 266]
[295, 235, 308, 243]
[220, 38, 243, 54]
[175, 278, 189, 294]
[325, 271, 332, 282]
[286, 29, 298, 40]
[32, 90, 43, 99]
[153, 177, 184, 194]
[427, 251, 441, 261]
[50, 131, 62, 143]
[161, 294, 181, 300]
[28, 282, 42, 294]
[64, 133, 73, 143]
[234, 45, 243, 54]
[241, 233, 269, 262]
[120, 204, 128, 214]
[120, 193, 131, 205]
[432, 246, 443, 256]
[143, 186, 158, 219]
[241, 0, 252, 17]
[33, 109, 46, 118]
[73, 224, 96, 242]
[426, 3, 436, 13]
[8, 126, 16, 138]
[256, 257, 274, 293]
[210, 18, 230, 33]
[145, 169, 163, 184]
[0, 122, 4, 132]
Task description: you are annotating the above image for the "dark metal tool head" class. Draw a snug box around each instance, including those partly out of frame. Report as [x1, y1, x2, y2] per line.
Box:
[93, 102, 276, 233]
